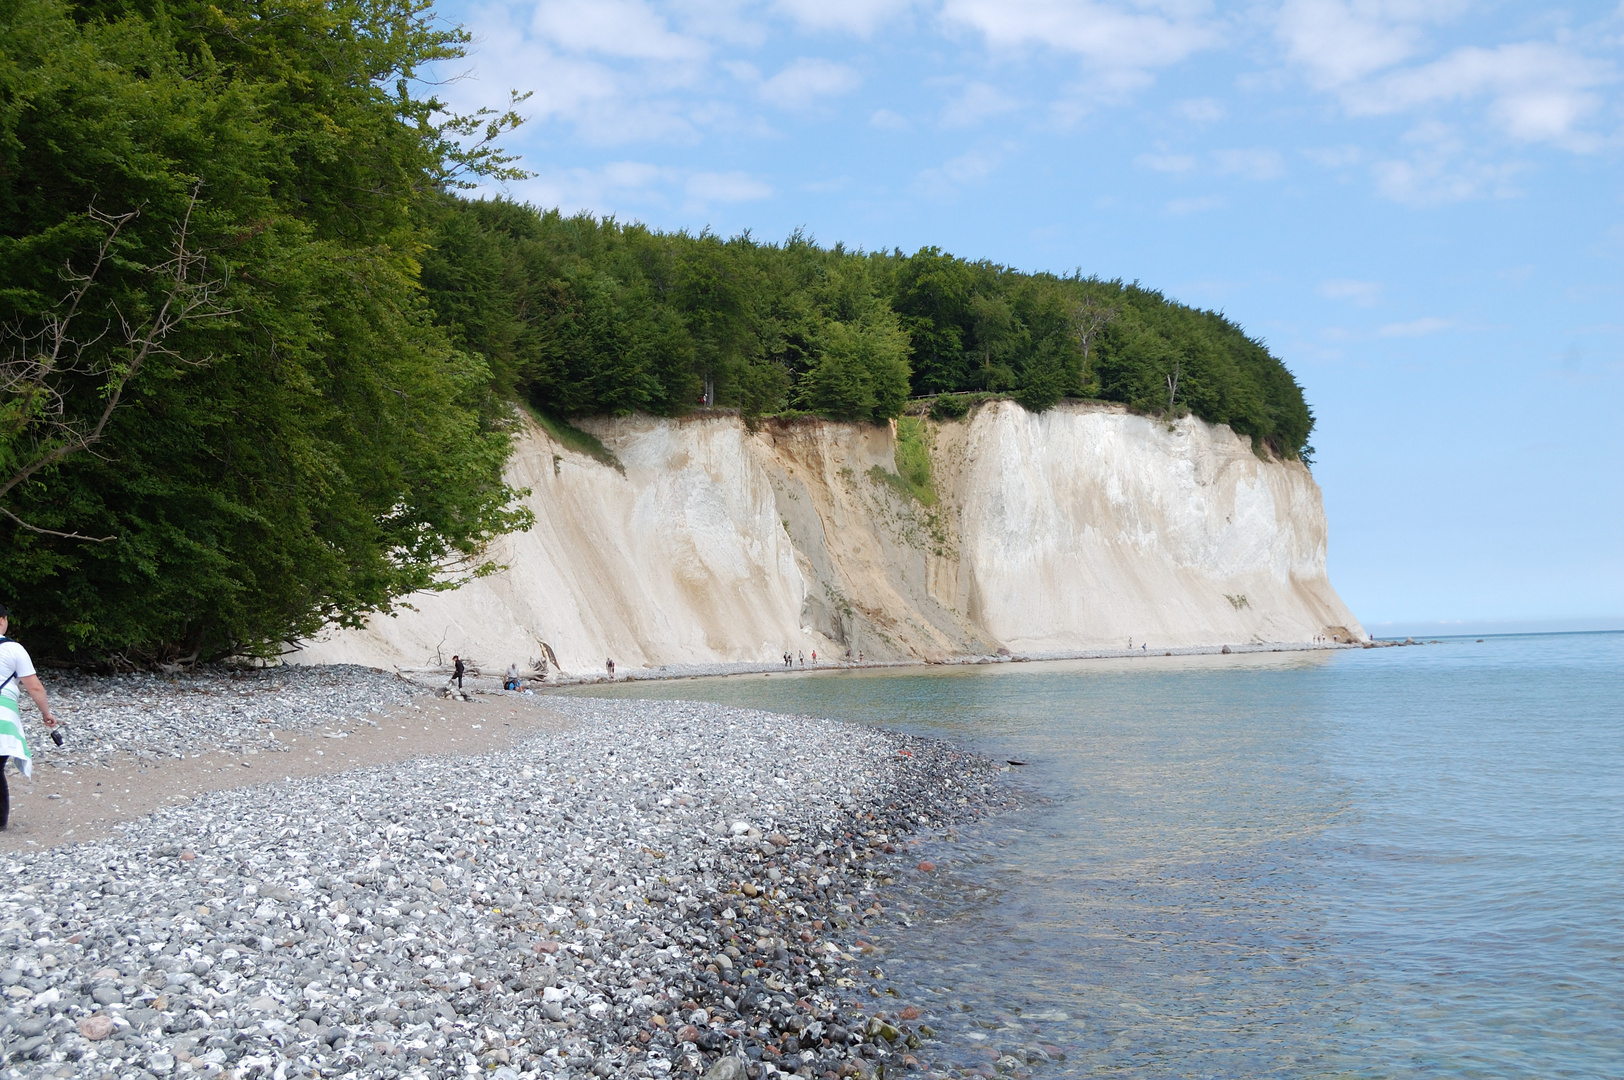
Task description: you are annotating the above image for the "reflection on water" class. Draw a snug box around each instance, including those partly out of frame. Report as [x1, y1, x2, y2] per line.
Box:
[566, 635, 1624, 1078]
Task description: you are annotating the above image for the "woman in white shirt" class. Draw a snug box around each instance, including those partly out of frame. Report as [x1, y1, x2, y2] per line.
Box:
[0, 603, 60, 830]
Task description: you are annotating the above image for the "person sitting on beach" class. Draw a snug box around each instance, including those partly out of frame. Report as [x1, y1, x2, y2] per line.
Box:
[504, 663, 520, 691]
[0, 603, 60, 831]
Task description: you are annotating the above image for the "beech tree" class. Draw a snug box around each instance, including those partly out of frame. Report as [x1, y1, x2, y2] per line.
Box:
[0, 0, 530, 662]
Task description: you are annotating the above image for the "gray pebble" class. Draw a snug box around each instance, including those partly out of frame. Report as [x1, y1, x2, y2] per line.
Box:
[0, 687, 1014, 1078]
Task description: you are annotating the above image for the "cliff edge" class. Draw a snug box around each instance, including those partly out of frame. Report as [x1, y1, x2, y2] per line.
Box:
[295, 401, 1363, 672]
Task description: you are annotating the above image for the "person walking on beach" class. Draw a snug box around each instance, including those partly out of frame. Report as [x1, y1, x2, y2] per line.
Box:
[606, 657, 615, 677]
[0, 604, 60, 830]
[450, 655, 465, 690]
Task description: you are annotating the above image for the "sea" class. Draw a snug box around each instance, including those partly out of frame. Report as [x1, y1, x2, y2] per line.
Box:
[568, 632, 1623, 1079]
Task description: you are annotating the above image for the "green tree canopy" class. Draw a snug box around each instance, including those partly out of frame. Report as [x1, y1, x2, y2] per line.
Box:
[420, 201, 1315, 458]
[0, 0, 1316, 664]
[0, 0, 529, 662]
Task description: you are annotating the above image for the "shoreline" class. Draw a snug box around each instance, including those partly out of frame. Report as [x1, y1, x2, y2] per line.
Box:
[391, 639, 1371, 693]
[0, 684, 1018, 1080]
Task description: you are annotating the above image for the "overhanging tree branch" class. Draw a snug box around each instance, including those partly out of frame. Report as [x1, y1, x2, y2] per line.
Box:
[0, 186, 234, 539]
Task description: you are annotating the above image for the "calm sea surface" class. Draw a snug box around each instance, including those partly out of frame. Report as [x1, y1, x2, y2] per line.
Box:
[568, 633, 1624, 1078]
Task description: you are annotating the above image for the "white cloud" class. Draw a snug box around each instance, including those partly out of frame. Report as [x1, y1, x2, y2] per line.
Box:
[667, 0, 769, 48]
[451, 3, 719, 146]
[870, 108, 910, 129]
[772, 0, 916, 35]
[1135, 147, 1283, 179]
[1275, 0, 1442, 88]
[516, 161, 673, 213]
[685, 170, 774, 202]
[1373, 156, 1522, 204]
[1166, 194, 1225, 214]
[1304, 145, 1363, 167]
[1275, 2, 1617, 150]
[531, 0, 706, 61]
[1378, 316, 1453, 336]
[1371, 125, 1526, 204]
[1137, 150, 1197, 172]
[510, 161, 770, 214]
[940, 82, 1021, 127]
[1176, 97, 1226, 122]
[1213, 147, 1285, 179]
[759, 58, 861, 108]
[1346, 42, 1616, 147]
[916, 149, 1002, 200]
[1318, 279, 1383, 305]
[941, 0, 1218, 82]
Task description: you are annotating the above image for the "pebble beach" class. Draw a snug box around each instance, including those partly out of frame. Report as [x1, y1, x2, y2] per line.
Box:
[0, 670, 1018, 1080]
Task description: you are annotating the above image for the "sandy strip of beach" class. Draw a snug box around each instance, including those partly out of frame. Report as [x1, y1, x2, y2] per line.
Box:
[1, 694, 570, 853]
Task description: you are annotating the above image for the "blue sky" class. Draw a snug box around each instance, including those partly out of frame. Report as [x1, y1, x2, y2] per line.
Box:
[427, 0, 1624, 630]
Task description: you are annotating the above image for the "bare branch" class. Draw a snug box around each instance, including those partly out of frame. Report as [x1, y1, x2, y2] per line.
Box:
[1, 184, 234, 537]
[0, 505, 115, 542]
[1072, 298, 1118, 385]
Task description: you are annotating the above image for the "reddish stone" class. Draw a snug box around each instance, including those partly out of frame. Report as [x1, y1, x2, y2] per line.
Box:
[78, 1016, 114, 1041]
[917, 861, 936, 872]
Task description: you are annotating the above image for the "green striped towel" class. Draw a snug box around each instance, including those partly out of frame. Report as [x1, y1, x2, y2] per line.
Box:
[0, 692, 32, 778]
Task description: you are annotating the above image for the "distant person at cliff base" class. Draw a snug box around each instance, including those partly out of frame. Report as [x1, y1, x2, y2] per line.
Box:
[0, 603, 60, 831]
[606, 658, 615, 677]
[505, 663, 520, 691]
[450, 655, 464, 690]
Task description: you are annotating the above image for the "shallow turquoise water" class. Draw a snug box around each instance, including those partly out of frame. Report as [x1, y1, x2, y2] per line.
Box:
[567, 634, 1624, 1078]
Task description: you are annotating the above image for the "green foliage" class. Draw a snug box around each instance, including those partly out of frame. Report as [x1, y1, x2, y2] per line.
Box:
[523, 405, 622, 473]
[1087, 284, 1314, 456]
[0, 0, 530, 662]
[0, 0, 1316, 665]
[799, 311, 912, 423]
[420, 201, 1315, 458]
[929, 394, 972, 421]
[890, 416, 936, 505]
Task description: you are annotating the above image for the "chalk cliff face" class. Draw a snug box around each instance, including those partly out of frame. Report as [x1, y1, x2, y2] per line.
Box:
[295, 402, 1363, 672]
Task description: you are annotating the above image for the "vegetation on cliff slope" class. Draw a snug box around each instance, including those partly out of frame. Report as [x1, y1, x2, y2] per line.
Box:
[0, 0, 1312, 662]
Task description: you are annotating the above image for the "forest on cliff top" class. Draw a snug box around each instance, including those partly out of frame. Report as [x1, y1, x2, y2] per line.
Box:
[0, 0, 1313, 661]
[423, 200, 1315, 458]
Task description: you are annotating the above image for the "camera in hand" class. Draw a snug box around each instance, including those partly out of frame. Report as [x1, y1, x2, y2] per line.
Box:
[50, 727, 64, 747]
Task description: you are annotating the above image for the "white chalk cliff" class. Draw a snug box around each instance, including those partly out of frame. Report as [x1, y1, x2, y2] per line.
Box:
[296, 401, 1363, 672]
